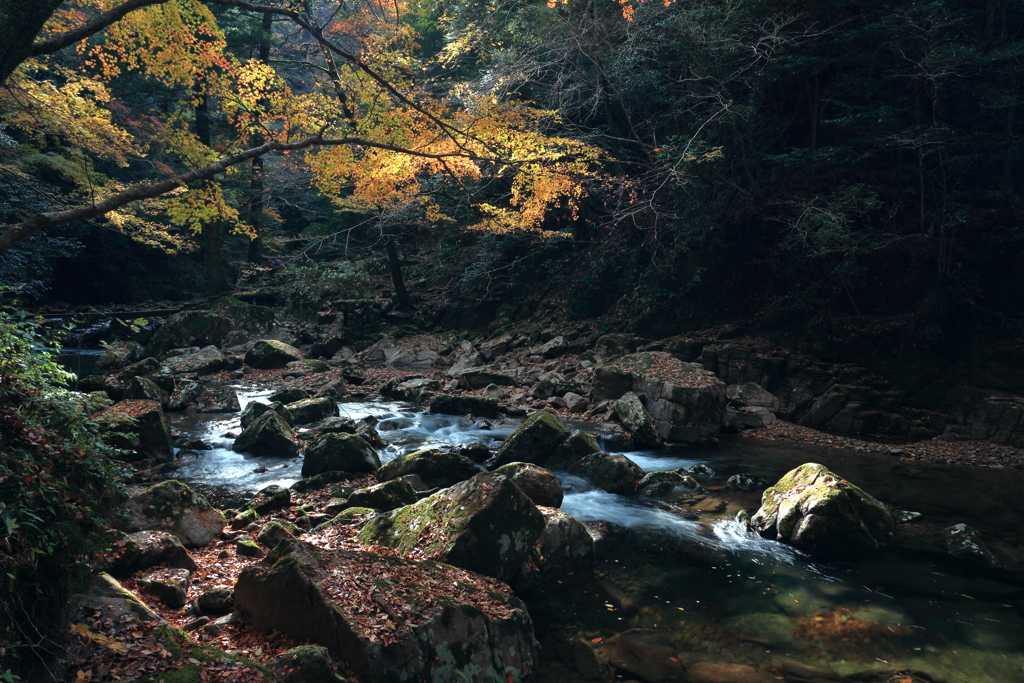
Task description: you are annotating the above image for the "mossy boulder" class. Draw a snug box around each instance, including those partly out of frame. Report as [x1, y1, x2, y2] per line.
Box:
[93, 399, 174, 463]
[494, 463, 563, 508]
[285, 397, 339, 425]
[237, 539, 265, 557]
[377, 448, 480, 488]
[163, 345, 224, 375]
[358, 472, 545, 583]
[287, 359, 330, 373]
[196, 385, 241, 413]
[429, 394, 499, 418]
[240, 400, 293, 430]
[547, 430, 600, 470]
[245, 339, 304, 369]
[257, 519, 299, 547]
[247, 485, 292, 515]
[290, 470, 356, 493]
[614, 392, 664, 448]
[144, 311, 234, 357]
[122, 480, 226, 547]
[512, 508, 594, 593]
[346, 479, 418, 512]
[230, 508, 260, 530]
[269, 645, 346, 683]
[750, 463, 895, 557]
[97, 340, 145, 370]
[233, 410, 297, 458]
[105, 530, 198, 577]
[492, 411, 571, 467]
[124, 376, 167, 404]
[302, 433, 380, 477]
[565, 452, 644, 495]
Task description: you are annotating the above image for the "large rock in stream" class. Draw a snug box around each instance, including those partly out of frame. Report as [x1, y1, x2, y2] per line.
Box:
[245, 339, 304, 369]
[614, 391, 664, 448]
[233, 410, 297, 458]
[377, 448, 480, 489]
[144, 311, 234, 357]
[121, 480, 226, 548]
[92, 399, 174, 462]
[749, 463, 895, 557]
[512, 507, 594, 592]
[358, 472, 545, 583]
[492, 411, 571, 467]
[302, 433, 380, 477]
[234, 538, 540, 683]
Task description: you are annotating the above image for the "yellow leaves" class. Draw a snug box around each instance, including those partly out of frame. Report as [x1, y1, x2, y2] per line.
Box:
[70, 623, 128, 655]
[166, 182, 252, 238]
[545, 0, 674, 21]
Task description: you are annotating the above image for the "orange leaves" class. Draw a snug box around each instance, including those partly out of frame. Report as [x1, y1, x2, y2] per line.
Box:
[545, 0, 675, 21]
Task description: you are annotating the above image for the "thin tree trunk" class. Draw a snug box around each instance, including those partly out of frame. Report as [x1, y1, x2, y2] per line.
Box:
[385, 238, 412, 311]
[247, 11, 273, 263]
[196, 93, 230, 292]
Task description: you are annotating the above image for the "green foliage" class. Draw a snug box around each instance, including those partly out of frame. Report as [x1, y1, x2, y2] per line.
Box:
[276, 261, 375, 311]
[0, 303, 129, 676]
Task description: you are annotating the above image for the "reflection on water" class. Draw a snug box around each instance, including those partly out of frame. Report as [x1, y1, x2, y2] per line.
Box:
[165, 394, 1024, 683]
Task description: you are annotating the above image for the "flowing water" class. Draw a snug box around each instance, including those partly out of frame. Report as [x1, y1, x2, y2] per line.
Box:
[88, 375, 1024, 681]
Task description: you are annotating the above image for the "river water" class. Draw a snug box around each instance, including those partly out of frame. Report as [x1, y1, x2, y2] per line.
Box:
[147, 386, 1024, 681]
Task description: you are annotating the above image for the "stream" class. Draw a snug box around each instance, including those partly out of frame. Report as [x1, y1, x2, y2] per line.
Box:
[140, 385, 1024, 681]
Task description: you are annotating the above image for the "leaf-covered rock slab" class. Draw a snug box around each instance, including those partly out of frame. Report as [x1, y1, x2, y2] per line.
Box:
[358, 472, 545, 583]
[750, 463, 894, 557]
[234, 538, 540, 683]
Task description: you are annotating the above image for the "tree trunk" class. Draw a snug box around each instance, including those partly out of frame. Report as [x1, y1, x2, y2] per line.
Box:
[246, 11, 273, 264]
[195, 93, 230, 292]
[0, 1, 63, 87]
[385, 238, 412, 311]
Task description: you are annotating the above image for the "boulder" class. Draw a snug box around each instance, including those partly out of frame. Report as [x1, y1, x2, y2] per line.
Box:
[124, 376, 167, 405]
[609, 629, 683, 683]
[234, 539, 539, 683]
[287, 359, 330, 374]
[494, 463, 563, 508]
[381, 377, 440, 403]
[302, 433, 380, 477]
[105, 530, 198, 577]
[93, 399, 174, 462]
[750, 463, 895, 557]
[211, 298, 279, 345]
[245, 340, 304, 369]
[138, 567, 190, 608]
[240, 400, 292, 430]
[358, 472, 545, 583]
[196, 588, 234, 615]
[458, 368, 516, 390]
[727, 474, 769, 492]
[233, 410, 297, 458]
[163, 345, 224, 375]
[532, 336, 567, 359]
[377, 448, 480, 488]
[144, 311, 234, 357]
[97, 340, 145, 370]
[492, 411, 571, 467]
[385, 347, 439, 367]
[286, 397, 339, 424]
[614, 392, 664, 448]
[726, 382, 782, 414]
[346, 479, 418, 512]
[724, 406, 777, 431]
[592, 334, 638, 361]
[269, 645, 345, 683]
[196, 385, 241, 413]
[314, 378, 348, 400]
[513, 507, 593, 592]
[247, 484, 292, 515]
[311, 416, 358, 434]
[257, 520, 299, 547]
[940, 523, 999, 568]
[594, 352, 727, 444]
[548, 430, 601, 469]
[122, 480, 226, 547]
[167, 379, 204, 411]
[270, 387, 311, 404]
[82, 573, 165, 625]
[119, 356, 166, 381]
[459, 443, 493, 463]
[237, 539, 264, 557]
[636, 471, 703, 499]
[429, 394, 499, 418]
[565, 452, 644, 495]
[563, 392, 590, 413]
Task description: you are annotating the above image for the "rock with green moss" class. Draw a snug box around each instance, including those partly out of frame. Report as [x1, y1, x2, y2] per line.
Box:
[346, 479, 417, 512]
[81, 572, 166, 625]
[287, 359, 330, 373]
[429, 394, 499, 418]
[377, 448, 480, 488]
[286, 397, 339, 425]
[163, 345, 224, 375]
[257, 519, 299, 547]
[247, 485, 291, 515]
[513, 508, 594, 592]
[97, 340, 145, 370]
[358, 472, 545, 583]
[547, 430, 600, 470]
[233, 410, 297, 458]
[122, 480, 226, 547]
[750, 463, 895, 557]
[245, 339, 304, 369]
[270, 387, 310, 404]
[492, 411, 572, 467]
[311, 416, 358, 434]
[302, 433, 379, 477]
[269, 645, 346, 683]
[145, 311, 235, 357]
[565, 452, 644, 495]
[312, 507, 377, 533]
[139, 567, 191, 608]
[230, 508, 260, 530]
[494, 463, 563, 508]
[614, 392, 664, 448]
[234, 538, 539, 683]
[125, 376, 167, 404]
[236, 539, 265, 557]
[106, 530, 199, 577]
[196, 385, 241, 413]
[240, 400, 293, 430]
[196, 588, 233, 615]
[290, 470, 355, 493]
[168, 380, 205, 411]
[94, 399, 175, 462]
[636, 471, 704, 499]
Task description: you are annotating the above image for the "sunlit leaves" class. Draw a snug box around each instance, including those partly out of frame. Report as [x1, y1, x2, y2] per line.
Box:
[166, 182, 249, 236]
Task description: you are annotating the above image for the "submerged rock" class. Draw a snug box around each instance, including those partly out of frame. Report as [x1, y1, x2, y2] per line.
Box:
[940, 523, 1000, 568]
[636, 471, 704, 499]
[749, 463, 894, 557]
[377, 448, 480, 489]
[727, 474, 769, 492]
[234, 538, 539, 683]
[609, 629, 683, 683]
[122, 480, 226, 548]
[358, 472, 545, 583]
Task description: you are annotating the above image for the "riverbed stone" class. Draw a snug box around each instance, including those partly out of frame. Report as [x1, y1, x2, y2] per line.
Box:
[233, 410, 297, 458]
[377, 448, 480, 488]
[492, 411, 571, 467]
[358, 472, 545, 583]
[566, 452, 645, 495]
[196, 588, 234, 615]
[302, 433, 380, 477]
[270, 387, 310, 404]
[940, 523, 1000, 568]
[247, 485, 292, 515]
[124, 376, 166, 404]
[257, 519, 299, 547]
[380, 377, 440, 403]
[167, 379, 204, 411]
[495, 463, 563, 508]
[269, 645, 345, 683]
[139, 567, 191, 608]
[105, 530, 199, 577]
[724, 406, 777, 431]
[728, 474, 769, 492]
[93, 399, 174, 462]
[615, 391, 664, 448]
[346, 479, 418, 512]
[637, 471, 704, 499]
[609, 629, 683, 683]
[513, 507, 594, 592]
[750, 463, 895, 557]
[163, 345, 224, 375]
[457, 368, 517, 390]
[726, 382, 782, 414]
[196, 385, 241, 413]
[286, 397, 339, 424]
[122, 480, 226, 547]
[314, 378, 348, 400]
[233, 538, 539, 683]
[245, 339, 304, 369]
[145, 311, 234, 357]
[548, 430, 601, 470]
[97, 340, 145, 370]
[429, 393, 499, 418]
